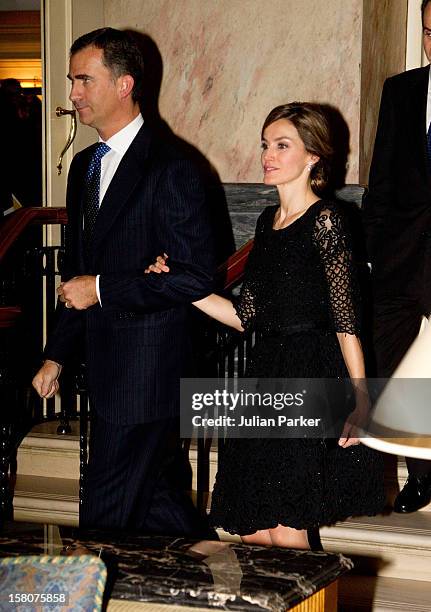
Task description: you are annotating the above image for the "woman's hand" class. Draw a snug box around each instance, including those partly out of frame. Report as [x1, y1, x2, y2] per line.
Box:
[338, 389, 370, 448]
[144, 253, 169, 274]
[335, 333, 370, 448]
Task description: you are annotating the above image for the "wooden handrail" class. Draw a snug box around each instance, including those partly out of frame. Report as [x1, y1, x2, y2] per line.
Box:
[0, 206, 251, 289]
[0, 306, 22, 328]
[0, 208, 68, 327]
[216, 238, 253, 290]
[0, 207, 67, 264]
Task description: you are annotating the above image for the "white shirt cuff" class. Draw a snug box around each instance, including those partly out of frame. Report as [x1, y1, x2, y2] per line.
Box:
[96, 275, 102, 305]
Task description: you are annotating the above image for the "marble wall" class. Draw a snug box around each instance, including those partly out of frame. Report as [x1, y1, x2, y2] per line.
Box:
[103, 0, 407, 185]
[104, 0, 363, 183]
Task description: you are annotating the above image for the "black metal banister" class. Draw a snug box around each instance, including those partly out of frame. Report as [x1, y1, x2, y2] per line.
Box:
[0, 207, 67, 264]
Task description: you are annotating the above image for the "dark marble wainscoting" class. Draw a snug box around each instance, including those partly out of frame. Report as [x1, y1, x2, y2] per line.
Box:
[223, 184, 278, 249]
[222, 183, 365, 250]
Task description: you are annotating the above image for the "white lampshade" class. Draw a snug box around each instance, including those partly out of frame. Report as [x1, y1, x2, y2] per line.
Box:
[362, 317, 431, 459]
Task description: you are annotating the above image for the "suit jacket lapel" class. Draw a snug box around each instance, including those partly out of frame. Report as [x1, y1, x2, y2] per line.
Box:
[408, 65, 430, 178]
[91, 124, 152, 254]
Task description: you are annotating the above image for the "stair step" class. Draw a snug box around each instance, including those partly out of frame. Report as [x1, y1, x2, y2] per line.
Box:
[13, 475, 79, 526]
[339, 575, 431, 611]
[17, 421, 80, 480]
[217, 512, 431, 581]
[320, 511, 431, 581]
[23, 419, 80, 440]
[16, 426, 431, 511]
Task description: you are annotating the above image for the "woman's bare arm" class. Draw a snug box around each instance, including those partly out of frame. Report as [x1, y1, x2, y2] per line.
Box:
[193, 294, 243, 331]
[145, 254, 243, 331]
[336, 332, 369, 447]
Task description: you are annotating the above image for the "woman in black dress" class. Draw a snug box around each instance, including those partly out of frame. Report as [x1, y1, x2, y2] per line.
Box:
[148, 103, 385, 549]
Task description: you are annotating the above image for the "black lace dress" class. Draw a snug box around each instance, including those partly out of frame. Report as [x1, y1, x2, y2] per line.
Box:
[209, 200, 385, 535]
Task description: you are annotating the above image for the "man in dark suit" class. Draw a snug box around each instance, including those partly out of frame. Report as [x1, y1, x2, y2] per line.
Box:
[32, 28, 214, 534]
[363, 0, 431, 513]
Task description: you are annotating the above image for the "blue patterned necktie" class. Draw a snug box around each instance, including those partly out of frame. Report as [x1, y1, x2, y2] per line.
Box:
[84, 142, 111, 244]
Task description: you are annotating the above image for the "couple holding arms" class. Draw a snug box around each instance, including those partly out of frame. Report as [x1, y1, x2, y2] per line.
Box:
[40, 16, 431, 549]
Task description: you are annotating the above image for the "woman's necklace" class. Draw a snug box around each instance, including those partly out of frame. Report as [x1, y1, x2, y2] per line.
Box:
[273, 201, 316, 230]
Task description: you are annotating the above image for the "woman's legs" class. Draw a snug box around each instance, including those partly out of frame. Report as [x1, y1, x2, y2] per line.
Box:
[268, 525, 309, 549]
[240, 525, 322, 550]
[241, 525, 309, 548]
[241, 529, 272, 546]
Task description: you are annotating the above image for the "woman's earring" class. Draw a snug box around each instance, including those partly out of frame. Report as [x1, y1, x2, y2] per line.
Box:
[306, 163, 314, 171]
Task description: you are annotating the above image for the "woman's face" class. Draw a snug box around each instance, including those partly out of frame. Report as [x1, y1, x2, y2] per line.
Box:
[261, 118, 317, 187]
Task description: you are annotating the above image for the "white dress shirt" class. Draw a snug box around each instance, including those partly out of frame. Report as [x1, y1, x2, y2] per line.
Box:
[99, 113, 144, 202]
[94, 113, 144, 303]
[426, 67, 431, 131]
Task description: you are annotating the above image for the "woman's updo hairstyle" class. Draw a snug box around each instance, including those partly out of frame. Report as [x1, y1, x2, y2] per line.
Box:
[261, 102, 333, 194]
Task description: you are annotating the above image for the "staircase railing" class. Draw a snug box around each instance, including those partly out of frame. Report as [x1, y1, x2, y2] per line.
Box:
[0, 207, 72, 521]
[0, 207, 254, 521]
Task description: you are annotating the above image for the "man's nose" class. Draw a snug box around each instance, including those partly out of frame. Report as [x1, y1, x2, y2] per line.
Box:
[69, 82, 81, 102]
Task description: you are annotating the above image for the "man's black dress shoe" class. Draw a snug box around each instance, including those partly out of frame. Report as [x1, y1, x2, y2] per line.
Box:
[393, 473, 431, 513]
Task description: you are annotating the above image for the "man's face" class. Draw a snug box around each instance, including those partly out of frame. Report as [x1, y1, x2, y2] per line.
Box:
[68, 46, 123, 138]
[423, 2, 431, 63]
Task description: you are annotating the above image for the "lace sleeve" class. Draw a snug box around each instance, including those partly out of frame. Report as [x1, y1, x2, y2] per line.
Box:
[313, 205, 360, 335]
[232, 210, 268, 331]
[233, 280, 256, 331]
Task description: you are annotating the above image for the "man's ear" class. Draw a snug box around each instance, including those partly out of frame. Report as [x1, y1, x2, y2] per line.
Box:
[118, 74, 134, 99]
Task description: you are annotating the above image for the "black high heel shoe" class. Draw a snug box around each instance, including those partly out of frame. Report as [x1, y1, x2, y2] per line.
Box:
[307, 527, 323, 551]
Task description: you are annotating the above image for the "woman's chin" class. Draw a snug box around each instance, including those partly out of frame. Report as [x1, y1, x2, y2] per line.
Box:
[263, 175, 277, 185]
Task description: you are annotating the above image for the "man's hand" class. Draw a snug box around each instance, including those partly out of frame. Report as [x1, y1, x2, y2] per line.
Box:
[32, 360, 62, 399]
[57, 275, 98, 310]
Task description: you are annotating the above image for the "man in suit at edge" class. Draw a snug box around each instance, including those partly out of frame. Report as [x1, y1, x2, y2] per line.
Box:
[363, 0, 431, 513]
[32, 28, 215, 534]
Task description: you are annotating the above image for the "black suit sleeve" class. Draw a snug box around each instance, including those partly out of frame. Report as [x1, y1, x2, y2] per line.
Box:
[362, 78, 396, 261]
[99, 159, 214, 311]
[43, 156, 85, 365]
[43, 307, 85, 365]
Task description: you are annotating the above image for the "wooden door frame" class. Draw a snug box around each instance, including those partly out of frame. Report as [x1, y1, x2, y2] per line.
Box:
[41, 0, 104, 209]
[406, 0, 427, 70]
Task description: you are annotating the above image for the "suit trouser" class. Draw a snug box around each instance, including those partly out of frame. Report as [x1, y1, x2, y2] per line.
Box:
[373, 295, 431, 476]
[80, 412, 214, 536]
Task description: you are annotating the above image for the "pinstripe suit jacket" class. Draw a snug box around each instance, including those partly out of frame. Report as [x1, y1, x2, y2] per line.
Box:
[363, 65, 431, 304]
[45, 124, 214, 424]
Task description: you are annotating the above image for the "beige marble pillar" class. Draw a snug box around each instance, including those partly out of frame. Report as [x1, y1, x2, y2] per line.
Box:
[103, 0, 408, 185]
